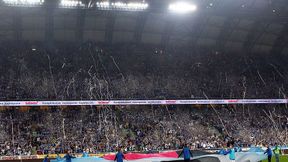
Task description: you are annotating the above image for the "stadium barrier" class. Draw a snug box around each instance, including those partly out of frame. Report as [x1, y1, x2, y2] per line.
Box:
[0, 99, 287, 107]
[0, 154, 105, 160]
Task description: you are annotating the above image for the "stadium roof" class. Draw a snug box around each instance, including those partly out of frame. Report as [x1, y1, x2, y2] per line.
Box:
[0, 0, 288, 54]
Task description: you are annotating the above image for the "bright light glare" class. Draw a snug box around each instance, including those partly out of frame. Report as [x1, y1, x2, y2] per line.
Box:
[3, 0, 43, 5]
[96, 1, 148, 11]
[169, 2, 197, 13]
[96, 1, 110, 8]
[60, 0, 84, 8]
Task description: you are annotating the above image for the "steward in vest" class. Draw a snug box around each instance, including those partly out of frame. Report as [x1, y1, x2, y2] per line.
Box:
[273, 144, 281, 162]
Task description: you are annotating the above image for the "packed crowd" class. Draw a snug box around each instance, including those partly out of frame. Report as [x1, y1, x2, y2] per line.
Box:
[0, 42, 287, 156]
[0, 104, 287, 156]
[0, 42, 287, 100]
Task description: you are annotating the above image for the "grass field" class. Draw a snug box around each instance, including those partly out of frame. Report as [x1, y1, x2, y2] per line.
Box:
[262, 155, 287, 162]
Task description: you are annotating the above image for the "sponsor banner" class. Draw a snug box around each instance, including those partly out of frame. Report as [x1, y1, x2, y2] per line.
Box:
[0, 99, 287, 107]
[165, 100, 177, 104]
[227, 100, 239, 103]
[147, 100, 162, 104]
[0, 155, 38, 160]
[178, 100, 198, 104]
[41, 101, 62, 105]
[97, 101, 110, 105]
[0, 101, 23, 106]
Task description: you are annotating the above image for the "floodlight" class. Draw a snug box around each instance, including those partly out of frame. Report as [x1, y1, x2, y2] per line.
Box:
[96, 1, 109, 8]
[168, 2, 197, 13]
[3, 0, 43, 6]
[60, 0, 84, 8]
[96, 1, 148, 11]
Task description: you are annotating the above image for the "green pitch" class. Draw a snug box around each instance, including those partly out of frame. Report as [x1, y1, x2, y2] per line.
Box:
[261, 155, 287, 162]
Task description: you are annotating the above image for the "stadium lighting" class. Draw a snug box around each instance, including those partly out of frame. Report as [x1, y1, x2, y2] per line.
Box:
[60, 0, 84, 8]
[3, 0, 43, 6]
[96, 1, 148, 11]
[168, 2, 197, 13]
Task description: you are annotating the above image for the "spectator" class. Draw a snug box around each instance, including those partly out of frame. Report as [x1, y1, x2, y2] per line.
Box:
[43, 155, 49, 162]
[64, 151, 76, 162]
[114, 148, 125, 162]
[178, 144, 193, 162]
[264, 145, 273, 162]
[226, 145, 236, 162]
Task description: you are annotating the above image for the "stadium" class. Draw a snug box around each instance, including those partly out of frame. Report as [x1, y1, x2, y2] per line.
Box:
[0, 0, 288, 162]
